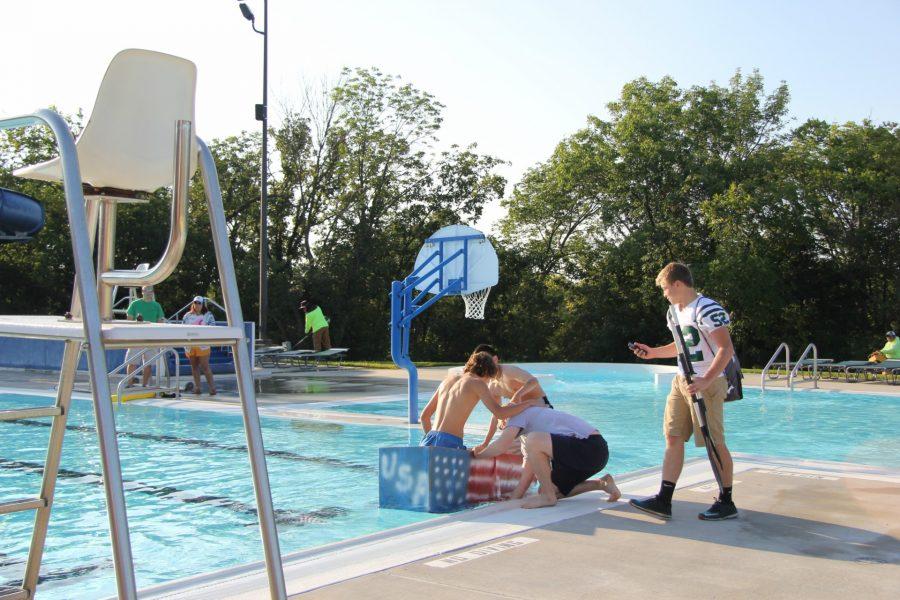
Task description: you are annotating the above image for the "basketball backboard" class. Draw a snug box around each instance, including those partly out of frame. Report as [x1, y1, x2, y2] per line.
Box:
[411, 224, 498, 296]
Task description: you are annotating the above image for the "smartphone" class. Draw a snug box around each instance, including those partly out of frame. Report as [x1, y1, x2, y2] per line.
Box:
[628, 342, 646, 357]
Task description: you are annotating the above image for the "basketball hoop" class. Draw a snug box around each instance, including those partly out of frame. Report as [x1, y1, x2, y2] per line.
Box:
[462, 286, 491, 319]
[394, 223, 500, 422]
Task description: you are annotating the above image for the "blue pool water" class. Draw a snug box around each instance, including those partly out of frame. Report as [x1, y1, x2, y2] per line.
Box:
[2, 363, 898, 598]
[331, 364, 900, 472]
[0, 395, 430, 599]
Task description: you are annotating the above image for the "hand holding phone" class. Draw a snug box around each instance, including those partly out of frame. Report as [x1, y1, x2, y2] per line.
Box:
[628, 342, 648, 358]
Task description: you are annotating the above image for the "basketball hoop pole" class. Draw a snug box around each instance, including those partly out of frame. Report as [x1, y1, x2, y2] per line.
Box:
[391, 227, 497, 425]
[391, 251, 464, 425]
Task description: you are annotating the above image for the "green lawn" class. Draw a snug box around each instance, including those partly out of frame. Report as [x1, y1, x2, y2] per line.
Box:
[341, 360, 458, 370]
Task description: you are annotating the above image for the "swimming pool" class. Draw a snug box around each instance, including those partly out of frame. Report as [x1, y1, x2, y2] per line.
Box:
[2, 363, 898, 598]
[329, 364, 900, 472]
[0, 394, 433, 599]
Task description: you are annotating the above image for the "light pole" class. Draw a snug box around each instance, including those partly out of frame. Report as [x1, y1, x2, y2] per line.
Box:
[238, 0, 269, 341]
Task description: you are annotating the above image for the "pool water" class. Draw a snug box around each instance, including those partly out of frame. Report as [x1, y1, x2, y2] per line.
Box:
[332, 364, 900, 472]
[2, 363, 898, 598]
[0, 396, 432, 599]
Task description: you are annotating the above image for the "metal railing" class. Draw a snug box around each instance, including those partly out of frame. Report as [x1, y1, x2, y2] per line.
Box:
[789, 343, 819, 390]
[761, 342, 790, 392]
[110, 347, 181, 404]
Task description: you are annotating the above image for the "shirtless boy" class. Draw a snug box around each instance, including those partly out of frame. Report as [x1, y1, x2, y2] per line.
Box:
[419, 351, 544, 450]
[471, 344, 554, 451]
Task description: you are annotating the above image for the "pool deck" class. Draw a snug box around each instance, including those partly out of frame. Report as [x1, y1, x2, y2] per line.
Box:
[141, 455, 900, 600]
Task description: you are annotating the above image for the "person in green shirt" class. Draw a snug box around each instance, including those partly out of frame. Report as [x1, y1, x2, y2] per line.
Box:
[301, 300, 331, 351]
[124, 285, 166, 386]
[869, 331, 899, 362]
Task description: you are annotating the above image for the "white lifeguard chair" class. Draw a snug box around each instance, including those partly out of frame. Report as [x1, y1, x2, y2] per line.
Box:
[0, 50, 286, 599]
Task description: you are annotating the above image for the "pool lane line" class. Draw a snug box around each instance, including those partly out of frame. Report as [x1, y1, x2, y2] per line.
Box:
[4, 418, 375, 472]
[0, 457, 349, 527]
[0, 557, 112, 586]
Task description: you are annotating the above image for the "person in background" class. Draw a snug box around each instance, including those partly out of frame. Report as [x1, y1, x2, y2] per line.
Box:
[182, 296, 217, 395]
[301, 300, 331, 351]
[868, 331, 898, 362]
[124, 285, 165, 387]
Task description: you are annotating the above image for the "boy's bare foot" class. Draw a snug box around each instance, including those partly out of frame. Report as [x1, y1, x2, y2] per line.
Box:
[602, 474, 621, 502]
[522, 493, 557, 509]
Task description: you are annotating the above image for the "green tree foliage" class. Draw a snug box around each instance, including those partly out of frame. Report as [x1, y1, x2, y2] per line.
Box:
[1, 70, 897, 365]
[499, 71, 899, 364]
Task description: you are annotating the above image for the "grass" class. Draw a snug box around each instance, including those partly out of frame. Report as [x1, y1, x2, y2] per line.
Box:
[341, 360, 457, 370]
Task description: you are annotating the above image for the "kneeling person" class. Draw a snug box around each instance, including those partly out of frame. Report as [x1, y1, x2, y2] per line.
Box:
[420, 352, 544, 450]
[474, 406, 619, 508]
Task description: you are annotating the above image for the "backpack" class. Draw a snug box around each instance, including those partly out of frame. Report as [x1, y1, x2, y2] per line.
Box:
[693, 297, 744, 402]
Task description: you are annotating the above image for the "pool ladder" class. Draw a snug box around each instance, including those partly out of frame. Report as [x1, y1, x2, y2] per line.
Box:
[761, 342, 820, 391]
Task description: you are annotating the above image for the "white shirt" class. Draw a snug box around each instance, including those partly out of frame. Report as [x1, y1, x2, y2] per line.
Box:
[506, 407, 597, 439]
[670, 295, 730, 378]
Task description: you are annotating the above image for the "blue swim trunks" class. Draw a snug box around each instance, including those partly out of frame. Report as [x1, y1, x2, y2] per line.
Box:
[420, 430, 466, 450]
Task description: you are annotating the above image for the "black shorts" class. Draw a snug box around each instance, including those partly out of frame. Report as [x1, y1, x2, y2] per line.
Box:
[550, 434, 609, 496]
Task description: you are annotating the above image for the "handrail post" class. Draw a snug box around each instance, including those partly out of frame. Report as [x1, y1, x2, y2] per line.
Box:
[761, 342, 790, 392]
[789, 343, 818, 390]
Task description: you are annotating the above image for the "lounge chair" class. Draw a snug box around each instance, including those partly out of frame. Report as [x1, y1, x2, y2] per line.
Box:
[845, 359, 900, 384]
[765, 358, 833, 381]
[818, 360, 871, 381]
[272, 349, 315, 367]
[303, 347, 349, 369]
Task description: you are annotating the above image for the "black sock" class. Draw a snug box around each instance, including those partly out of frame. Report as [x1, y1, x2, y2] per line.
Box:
[719, 486, 733, 503]
[658, 480, 676, 504]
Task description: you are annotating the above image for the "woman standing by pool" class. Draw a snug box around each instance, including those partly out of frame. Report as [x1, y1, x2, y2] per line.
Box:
[183, 296, 217, 395]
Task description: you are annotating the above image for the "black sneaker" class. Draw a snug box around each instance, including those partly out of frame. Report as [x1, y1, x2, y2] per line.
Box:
[629, 495, 672, 519]
[698, 499, 738, 521]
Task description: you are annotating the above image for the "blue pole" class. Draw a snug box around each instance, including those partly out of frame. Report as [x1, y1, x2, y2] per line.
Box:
[390, 280, 418, 424]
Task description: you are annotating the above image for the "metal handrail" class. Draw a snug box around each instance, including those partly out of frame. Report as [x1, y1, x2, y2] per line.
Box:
[1, 108, 139, 598]
[761, 342, 790, 392]
[114, 347, 180, 404]
[789, 343, 818, 390]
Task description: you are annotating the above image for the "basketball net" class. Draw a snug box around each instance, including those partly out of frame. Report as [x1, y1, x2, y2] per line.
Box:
[462, 286, 491, 319]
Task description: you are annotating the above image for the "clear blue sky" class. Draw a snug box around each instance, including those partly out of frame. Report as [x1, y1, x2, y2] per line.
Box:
[3, 0, 899, 228]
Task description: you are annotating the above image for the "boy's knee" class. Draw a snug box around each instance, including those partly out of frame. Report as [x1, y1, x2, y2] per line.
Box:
[665, 435, 683, 448]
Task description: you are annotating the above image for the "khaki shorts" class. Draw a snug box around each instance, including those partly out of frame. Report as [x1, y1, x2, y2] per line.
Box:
[664, 375, 727, 447]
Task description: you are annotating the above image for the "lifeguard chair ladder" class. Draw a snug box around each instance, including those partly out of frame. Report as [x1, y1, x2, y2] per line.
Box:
[0, 50, 285, 600]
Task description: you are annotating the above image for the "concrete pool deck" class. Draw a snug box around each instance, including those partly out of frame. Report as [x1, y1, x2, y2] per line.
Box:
[140, 455, 900, 600]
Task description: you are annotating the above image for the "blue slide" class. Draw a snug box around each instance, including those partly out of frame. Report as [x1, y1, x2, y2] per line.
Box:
[0, 187, 44, 243]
